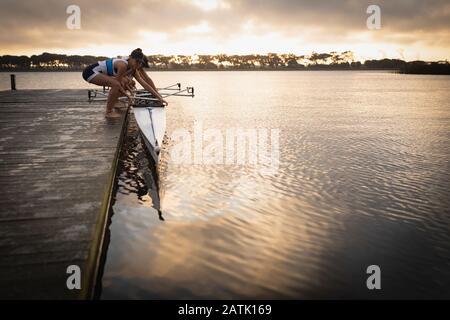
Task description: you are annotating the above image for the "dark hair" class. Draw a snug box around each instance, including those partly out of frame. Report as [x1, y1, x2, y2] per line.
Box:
[130, 48, 143, 59]
[130, 48, 149, 68]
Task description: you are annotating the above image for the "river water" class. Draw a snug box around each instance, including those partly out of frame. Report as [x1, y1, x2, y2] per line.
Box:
[2, 71, 449, 298]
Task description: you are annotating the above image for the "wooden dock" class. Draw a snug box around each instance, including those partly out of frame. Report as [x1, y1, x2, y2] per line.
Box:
[0, 89, 127, 299]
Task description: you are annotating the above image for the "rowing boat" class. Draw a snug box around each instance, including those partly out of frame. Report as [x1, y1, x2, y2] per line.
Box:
[88, 83, 194, 164]
[133, 102, 166, 163]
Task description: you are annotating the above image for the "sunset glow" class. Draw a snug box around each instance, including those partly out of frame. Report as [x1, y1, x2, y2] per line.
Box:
[0, 0, 449, 61]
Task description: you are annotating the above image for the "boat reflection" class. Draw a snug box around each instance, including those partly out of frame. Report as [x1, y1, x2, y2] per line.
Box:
[115, 113, 164, 220]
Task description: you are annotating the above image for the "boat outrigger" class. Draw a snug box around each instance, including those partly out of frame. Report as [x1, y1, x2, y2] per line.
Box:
[88, 83, 194, 163]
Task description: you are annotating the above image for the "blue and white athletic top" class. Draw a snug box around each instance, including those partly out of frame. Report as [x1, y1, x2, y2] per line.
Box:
[97, 58, 129, 76]
[82, 58, 129, 83]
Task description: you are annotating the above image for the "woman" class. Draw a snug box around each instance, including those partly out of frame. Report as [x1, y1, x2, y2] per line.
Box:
[82, 48, 168, 118]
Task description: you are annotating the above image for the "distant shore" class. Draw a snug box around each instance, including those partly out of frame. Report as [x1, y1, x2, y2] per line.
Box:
[2, 69, 449, 75]
[1, 52, 449, 75]
[0, 68, 402, 72]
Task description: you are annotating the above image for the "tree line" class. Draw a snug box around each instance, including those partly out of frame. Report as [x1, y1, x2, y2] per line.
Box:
[0, 52, 449, 74]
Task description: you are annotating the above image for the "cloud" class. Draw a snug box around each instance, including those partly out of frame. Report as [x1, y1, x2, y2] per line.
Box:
[0, 0, 449, 60]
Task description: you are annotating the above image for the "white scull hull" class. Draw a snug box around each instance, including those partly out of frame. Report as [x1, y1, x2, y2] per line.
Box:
[133, 106, 166, 163]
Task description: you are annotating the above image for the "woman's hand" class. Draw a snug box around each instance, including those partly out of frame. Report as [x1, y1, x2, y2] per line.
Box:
[126, 79, 136, 92]
[160, 98, 168, 106]
[134, 71, 167, 106]
[128, 80, 136, 91]
[120, 78, 134, 92]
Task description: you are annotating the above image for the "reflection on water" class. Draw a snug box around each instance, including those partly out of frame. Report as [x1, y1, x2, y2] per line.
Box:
[96, 71, 450, 299]
[110, 115, 162, 219]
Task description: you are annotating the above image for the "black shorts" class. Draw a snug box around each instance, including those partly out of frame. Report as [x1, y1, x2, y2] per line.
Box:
[82, 63, 100, 83]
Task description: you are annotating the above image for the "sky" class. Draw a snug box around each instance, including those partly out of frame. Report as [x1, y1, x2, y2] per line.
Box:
[0, 0, 449, 61]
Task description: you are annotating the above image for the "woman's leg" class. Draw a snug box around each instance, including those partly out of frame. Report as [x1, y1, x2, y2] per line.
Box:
[89, 74, 123, 118]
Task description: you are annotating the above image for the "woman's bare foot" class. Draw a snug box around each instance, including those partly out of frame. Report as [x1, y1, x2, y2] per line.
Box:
[105, 111, 121, 119]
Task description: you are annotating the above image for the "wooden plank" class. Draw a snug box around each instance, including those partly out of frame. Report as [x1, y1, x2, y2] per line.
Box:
[0, 89, 126, 299]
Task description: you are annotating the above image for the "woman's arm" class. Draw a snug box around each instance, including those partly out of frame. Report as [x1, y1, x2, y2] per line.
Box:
[134, 71, 168, 105]
[114, 61, 129, 81]
[114, 62, 134, 91]
[138, 69, 157, 91]
[106, 61, 132, 96]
